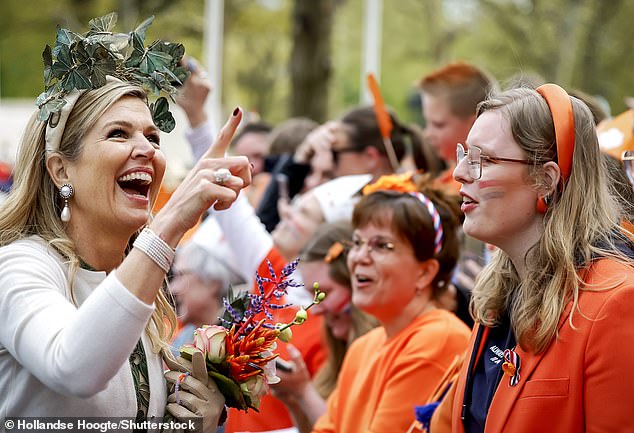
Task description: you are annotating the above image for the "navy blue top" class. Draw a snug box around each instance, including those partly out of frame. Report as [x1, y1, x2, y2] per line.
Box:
[464, 315, 515, 433]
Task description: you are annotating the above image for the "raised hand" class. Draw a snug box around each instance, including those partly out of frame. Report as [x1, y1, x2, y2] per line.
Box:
[151, 108, 252, 247]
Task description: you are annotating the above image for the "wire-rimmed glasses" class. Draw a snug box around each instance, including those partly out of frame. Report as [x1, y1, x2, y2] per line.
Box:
[456, 143, 533, 180]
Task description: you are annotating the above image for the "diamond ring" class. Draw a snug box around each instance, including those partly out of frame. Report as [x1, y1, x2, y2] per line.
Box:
[213, 168, 232, 185]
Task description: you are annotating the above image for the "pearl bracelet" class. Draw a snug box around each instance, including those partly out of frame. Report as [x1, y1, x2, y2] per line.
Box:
[133, 227, 175, 273]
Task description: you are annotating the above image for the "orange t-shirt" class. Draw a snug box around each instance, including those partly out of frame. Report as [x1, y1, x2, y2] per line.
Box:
[225, 247, 327, 433]
[312, 309, 470, 433]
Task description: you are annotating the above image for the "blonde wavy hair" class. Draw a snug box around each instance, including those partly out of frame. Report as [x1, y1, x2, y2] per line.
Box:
[0, 80, 176, 353]
[471, 87, 632, 354]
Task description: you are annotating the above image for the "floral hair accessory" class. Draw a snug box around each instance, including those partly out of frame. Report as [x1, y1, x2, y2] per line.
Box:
[362, 172, 417, 195]
[177, 258, 326, 412]
[324, 241, 345, 263]
[362, 173, 444, 255]
[37, 12, 188, 151]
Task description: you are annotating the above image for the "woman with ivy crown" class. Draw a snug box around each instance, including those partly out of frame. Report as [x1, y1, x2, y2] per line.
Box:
[0, 13, 250, 429]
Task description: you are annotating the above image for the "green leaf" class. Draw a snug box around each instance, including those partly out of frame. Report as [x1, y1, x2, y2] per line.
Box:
[35, 92, 48, 108]
[134, 16, 155, 42]
[90, 45, 116, 87]
[37, 98, 67, 122]
[208, 371, 248, 410]
[173, 65, 190, 84]
[55, 26, 74, 46]
[87, 32, 129, 54]
[89, 12, 118, 33]
[51, 45, 73, 78]
[74, 41, 91, 65]
[221, 290, 251, 330]
[179, 345, 199, 361]
[125, 32, 145, 68]
[42, 45, 53, 87]
[158, 42, 185, 66]
[150, 97, 175, 133]
[139, 48, 172, 75]
[61, 63, 92, 91]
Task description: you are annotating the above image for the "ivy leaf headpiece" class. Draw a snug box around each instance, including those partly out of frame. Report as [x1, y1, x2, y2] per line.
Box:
[36, 12, 188, 133]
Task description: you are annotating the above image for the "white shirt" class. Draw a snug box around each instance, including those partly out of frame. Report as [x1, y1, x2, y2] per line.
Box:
[0, 237, 166, 420]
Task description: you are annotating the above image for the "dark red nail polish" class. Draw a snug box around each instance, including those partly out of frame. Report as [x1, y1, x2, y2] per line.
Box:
[233, 107, 240, 116]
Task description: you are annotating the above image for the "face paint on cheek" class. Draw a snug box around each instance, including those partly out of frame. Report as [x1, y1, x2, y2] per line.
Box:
[478, 180, 506, 200]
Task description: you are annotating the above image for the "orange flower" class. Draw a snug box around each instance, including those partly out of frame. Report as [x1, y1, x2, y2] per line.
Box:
[362, 172, 417, 195]
[224, 321, 279, 383]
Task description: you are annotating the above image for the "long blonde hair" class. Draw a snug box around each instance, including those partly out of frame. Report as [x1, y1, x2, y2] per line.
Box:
[0, 81, 176, 353]
[471, 87, 632, 353]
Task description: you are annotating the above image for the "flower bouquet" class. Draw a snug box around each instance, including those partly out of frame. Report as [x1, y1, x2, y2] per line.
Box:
[176, 259, 325, 411]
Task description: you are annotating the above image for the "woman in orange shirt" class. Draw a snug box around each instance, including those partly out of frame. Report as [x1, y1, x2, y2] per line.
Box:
[312, 174, 471, 433]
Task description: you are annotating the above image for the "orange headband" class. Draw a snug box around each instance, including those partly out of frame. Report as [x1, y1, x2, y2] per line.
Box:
[535, 84, 575, 184]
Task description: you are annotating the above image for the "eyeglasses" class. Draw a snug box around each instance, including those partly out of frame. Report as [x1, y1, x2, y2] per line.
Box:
[456, 143, 533, 180]
[346, 235, 401, 259]
[331, 146, 361, 164]
[622, 150, 634, 188]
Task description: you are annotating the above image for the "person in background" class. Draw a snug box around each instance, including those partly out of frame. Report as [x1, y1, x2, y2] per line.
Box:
[257, 117, 319, 232]
[169, 240, 239, 355]
[419, 62, 497, 187]
[271, 221, 379, 433]
[231, 122, 273, 177]
[311, 173, 470, 433]
[257, 105, 439, 233]
[446, 85, 634, 433]
[196, 174, 371, 433]
[419, 62, 498, 327]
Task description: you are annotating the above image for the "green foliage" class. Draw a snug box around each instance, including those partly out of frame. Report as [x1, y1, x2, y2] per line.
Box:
[33, 11, 187, 132]
[3, 0, 634, 126]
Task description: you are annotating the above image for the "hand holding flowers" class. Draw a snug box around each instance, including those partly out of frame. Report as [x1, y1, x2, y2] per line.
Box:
[170, 259, 326, 412]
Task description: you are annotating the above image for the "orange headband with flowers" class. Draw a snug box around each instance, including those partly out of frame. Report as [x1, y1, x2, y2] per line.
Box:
[362, 172, 443, 255]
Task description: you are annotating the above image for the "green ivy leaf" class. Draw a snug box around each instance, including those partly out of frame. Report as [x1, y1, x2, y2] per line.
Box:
[51, 45, 73, 78]
[150, 97, 175, 133]
[222, 290, 251, 330]
[74, 42, 91, 65]
[90, 45, 116, 87]
[55, 26, 75, 46]
[61, 63, 92, 91]
[139, 45, 172, 75]
[37, 98, 67, 122]
[88, 12, 118, 33]
[134, 16, 154, 42]
[42, 45, 53, 87]
[173, 65, 190, 85]
[125, 32, 145, 68]
[153, 42, 185, 68]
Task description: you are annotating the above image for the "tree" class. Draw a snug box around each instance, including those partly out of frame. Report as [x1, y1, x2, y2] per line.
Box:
[289, 0, 336, 122]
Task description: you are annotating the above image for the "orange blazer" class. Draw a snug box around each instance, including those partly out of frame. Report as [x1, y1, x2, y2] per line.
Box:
[450, 258, 634, 433]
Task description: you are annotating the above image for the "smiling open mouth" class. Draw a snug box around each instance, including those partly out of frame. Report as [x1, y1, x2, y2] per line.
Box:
[117, 172, 152, 197]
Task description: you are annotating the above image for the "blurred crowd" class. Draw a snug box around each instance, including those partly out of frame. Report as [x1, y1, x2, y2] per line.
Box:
[2, 18, 634, 432]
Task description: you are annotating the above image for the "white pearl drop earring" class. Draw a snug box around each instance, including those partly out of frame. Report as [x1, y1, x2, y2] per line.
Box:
[59, 183, 74, 222]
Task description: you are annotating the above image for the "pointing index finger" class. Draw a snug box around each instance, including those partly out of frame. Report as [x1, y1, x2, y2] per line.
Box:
[206, 107, 242, 159]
